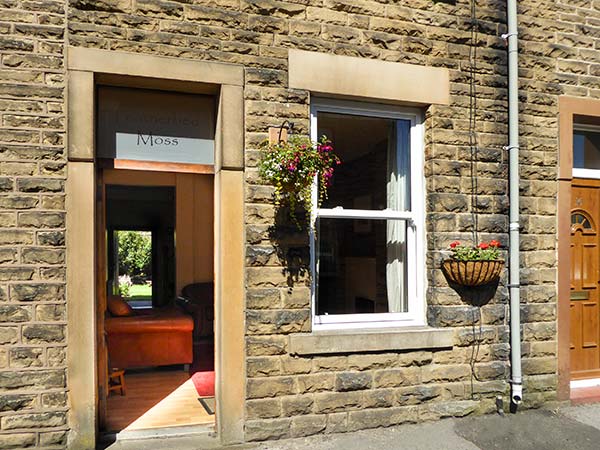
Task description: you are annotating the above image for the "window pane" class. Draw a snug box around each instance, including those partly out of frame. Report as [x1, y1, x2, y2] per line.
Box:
[317, 112, 411, 211]
[316, 217, 408, 316]
[573, 128, 600, 169]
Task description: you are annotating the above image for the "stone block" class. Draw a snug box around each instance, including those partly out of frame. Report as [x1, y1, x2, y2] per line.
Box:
[0, 268, 35, 282]
[296, 374, 335, 393]
[347, 406, 419, 431]
[1, 411, 66, 429]
[41, 392, 67, 408]
[396, 385, 442, 405]
[313, 391, 362, 413]
[281, 394, 313, 416]
[18, 212, 65, 228]
[0, 327, 18, 344]
[0, 305, 31, 323]
[36, 304, 66, 321]
[280, 355, 312, 375]
[22, 324, 65, 343]
[0, 433, 36, 449]
[21, 247, 65, 264]
[422, 365, 470, 383]
[246, 309, 310, 334]
[0, 370, 64, 390]
[0, 394, 36, 412]
[0, 248, 18, 264]
[9, 348, 43, 368]
[47, 347, 66, 367]
[373, 367, 421, 388]
[0, 196, 38, 210]
[247, 376, 295, 399]
[362, 388, 395, 408]
[348, 353, 397, 371]
[325, 412, 348, 434]
[335, 372, 372, 391]
[37, 231, 65, 246]
[281, 287, 310, 309]
[10, 284, 64, 302]
[247, 356, 281, 377]
[420, 400, 477, 420]
[39, 431, 67, 446]
[245, 418, 291, 441]
[247, 288, 281, 309]
[246, 398, 281, 419]
[290, 414, 327, 438]
[247, 335, 287, 356]
[313, 356, 348, 372]
[397, 351, 433, 367]
[17, 178, 63, 193]
[0, 230, 34, 245]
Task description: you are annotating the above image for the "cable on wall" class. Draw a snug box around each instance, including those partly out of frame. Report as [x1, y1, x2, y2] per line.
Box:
[467, 0, 485, 400]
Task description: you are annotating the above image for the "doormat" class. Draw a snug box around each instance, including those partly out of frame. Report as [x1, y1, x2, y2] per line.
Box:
[199, 397, 215, 415]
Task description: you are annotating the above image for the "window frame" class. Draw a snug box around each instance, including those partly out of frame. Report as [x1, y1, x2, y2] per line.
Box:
[309, 98, 426, 330]
[572, 123, 600, 179]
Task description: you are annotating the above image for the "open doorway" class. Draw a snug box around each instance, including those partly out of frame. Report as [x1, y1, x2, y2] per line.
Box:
[98, 171, 215, 436]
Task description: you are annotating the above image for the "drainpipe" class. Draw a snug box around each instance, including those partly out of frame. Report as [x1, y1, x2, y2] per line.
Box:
[505, 0, 523, 406]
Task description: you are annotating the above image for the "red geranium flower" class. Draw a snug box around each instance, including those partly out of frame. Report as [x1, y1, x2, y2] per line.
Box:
[449, 241, 460, 248]
[478, 242, 489, 249]
[489, 239, 500, 248]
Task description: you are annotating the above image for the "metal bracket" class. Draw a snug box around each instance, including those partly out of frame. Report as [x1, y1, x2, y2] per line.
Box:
[501, 32, 518, 41]
[503, 145, 520, 151]
[278, 120, 294, 143]
[506, 283, 521, 289]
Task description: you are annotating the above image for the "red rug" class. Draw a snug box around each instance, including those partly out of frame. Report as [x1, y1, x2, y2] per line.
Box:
[191, 370, 215, 397]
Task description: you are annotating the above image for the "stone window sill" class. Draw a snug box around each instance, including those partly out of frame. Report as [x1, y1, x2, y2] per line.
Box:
[289, 326, 454, 356]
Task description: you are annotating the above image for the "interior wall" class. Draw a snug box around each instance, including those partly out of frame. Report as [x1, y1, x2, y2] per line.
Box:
[176, 173, 214, 294]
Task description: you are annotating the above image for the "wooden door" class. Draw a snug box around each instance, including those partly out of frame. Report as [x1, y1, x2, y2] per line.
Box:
[571, 179, 600, 379]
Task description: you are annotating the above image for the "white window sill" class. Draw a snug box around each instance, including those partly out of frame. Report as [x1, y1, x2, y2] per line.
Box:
[288, 326, 454, 356]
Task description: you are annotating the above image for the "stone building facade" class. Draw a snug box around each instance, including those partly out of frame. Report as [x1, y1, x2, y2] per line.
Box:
[1, 0, 599, 448]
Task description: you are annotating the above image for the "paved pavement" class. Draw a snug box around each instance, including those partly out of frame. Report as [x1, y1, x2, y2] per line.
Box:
[101, 403, 600, 450]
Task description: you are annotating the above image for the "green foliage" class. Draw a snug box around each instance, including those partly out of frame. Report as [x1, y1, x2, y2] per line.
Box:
[258, 134, 340, 228]
[117, 231, 151, 277]
[448, 240, 501, 261]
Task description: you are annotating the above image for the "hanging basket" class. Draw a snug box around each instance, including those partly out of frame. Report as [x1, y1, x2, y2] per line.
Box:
[442, 259, 504, 287]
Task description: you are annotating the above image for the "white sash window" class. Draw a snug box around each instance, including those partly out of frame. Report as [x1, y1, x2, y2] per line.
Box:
[310, 99, 425, 330]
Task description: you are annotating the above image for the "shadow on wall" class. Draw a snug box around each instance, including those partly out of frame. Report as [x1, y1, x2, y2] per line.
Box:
[268, 206, 311, 288]
[444, 278, 500, 307]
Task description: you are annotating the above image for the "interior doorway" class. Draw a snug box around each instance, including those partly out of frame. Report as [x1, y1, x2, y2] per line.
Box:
[97, 169, 216, 436]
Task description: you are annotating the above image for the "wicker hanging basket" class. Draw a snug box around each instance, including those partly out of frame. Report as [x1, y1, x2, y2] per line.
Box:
[442, 259, 504, 287]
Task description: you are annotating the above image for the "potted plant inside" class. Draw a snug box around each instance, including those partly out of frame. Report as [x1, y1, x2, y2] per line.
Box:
[442, 240, 504, 287]
[258, 134, 340, 228]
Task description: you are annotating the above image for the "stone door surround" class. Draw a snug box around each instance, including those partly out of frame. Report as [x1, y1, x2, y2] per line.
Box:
[65, 47, 245, 448]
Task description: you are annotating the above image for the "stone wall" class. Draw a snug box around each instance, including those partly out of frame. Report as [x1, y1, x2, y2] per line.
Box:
[2, 0, 600, 446]
[0, 0, 68, 447]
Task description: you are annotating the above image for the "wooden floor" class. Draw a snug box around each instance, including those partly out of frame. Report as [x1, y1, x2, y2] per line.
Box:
[106, 369, 214, 432]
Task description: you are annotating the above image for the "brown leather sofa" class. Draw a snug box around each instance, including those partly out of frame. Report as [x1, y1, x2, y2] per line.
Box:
[105, 307, 194, 369]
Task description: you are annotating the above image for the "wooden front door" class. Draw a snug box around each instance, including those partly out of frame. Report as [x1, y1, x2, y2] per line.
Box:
[571, 178, 600, 379]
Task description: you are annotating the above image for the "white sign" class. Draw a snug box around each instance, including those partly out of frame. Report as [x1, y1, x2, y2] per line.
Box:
[97, 87, 215, 165]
